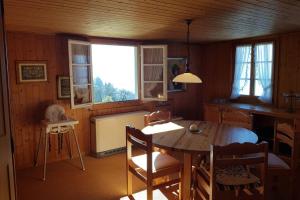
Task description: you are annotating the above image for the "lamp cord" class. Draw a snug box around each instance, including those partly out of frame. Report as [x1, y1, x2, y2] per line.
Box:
[186, 19, 192, 72]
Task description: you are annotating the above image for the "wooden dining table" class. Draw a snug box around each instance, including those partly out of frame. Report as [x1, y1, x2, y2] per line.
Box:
[141, 120, 258, 200]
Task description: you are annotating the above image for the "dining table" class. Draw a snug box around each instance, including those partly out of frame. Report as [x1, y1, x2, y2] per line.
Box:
[141, 120, 258, 200]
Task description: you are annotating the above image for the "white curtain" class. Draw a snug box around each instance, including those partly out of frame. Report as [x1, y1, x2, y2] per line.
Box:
[255, 43, 273, 103]
[231, 46, 252, 99]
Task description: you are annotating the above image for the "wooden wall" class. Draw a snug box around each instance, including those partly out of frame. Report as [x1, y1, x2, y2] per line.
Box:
[7, 32, 202, 169]
[197, 32, 300, 111]
[277, 32, 300, 108]
[9, 30, 300, 169]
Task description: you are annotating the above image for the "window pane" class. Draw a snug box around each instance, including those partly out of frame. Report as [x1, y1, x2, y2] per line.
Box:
[144, 65, 163, 81]
[254, 43, 273, 101]
[72, 44, 90, 64]
[143, 48, 163, 64]
[73, 85, 92, 105]
[72, 65, 90, 85]
[239, 79, 250, 95]
[232, 45, 252, 96]
[92, 44, 138, 103]
[235, 45, 252, 63]
[240, 63, 251, 79]
[144, 83, 164, 98]
[255, 43, 273, 62]
[254, 80, 264, 96]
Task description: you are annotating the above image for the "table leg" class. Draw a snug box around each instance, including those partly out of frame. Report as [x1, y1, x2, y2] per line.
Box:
[182, 152, 192, 200]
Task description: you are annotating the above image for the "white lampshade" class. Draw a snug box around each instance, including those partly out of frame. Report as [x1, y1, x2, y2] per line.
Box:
[173, 72, 202, 83]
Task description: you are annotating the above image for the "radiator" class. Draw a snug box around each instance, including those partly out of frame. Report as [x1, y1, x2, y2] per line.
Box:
[90, 111, 149, 157]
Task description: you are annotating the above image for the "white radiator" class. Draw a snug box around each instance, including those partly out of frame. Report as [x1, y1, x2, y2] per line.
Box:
[90, 111, 149, 157]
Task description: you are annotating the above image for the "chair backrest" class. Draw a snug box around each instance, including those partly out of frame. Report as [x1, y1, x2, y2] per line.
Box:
[210, 142, 268, 200]
[275, 122, 295, 148]
[126, 125, 153, 175]
[45, 104, 67, 122]
[274, 122, 296, 169]
[126, 125, 152, 151]
[144, 110, 171, 126]
[221, 109, 253, 130]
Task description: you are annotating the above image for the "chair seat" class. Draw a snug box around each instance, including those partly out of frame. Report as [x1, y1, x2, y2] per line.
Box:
[50, 126, 71, 134]
[268, 153, 290, 170]
[129, 151, 181, 173]
[215, 165, 261, 191]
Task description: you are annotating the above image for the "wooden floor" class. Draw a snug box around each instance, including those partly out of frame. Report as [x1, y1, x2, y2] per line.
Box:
[16, 152, 179, 200]
[16, 152, 300, 200]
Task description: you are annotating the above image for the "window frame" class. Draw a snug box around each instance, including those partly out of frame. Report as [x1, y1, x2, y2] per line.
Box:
[91, 44, 139, 105]
[68, 39, 93, 109]
[233, 41, 275, 100]
[140, 45, 168, 101]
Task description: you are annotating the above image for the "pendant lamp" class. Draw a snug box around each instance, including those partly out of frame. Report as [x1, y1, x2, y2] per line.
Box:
[173, 19, 202, 83]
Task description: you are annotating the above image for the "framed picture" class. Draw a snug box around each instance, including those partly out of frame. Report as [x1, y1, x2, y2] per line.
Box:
[16, 61, 47, 83]
[57, 76, 71, 99]
[167, 57, 187, 92]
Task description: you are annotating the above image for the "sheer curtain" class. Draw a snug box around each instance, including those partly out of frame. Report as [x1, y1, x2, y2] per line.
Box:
[231, 45, 252, 99]
[255, 43, 273, 103]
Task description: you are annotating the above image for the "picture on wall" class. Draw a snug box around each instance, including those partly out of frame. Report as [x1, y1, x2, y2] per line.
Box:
[16, 61, 47, 83]
[57, 76, 71, 99]
[167, 57, 187, 92]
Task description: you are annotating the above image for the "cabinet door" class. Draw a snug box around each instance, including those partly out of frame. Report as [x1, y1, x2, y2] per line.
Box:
[141, 45, 167, 101]
[68, 40, 93, 108]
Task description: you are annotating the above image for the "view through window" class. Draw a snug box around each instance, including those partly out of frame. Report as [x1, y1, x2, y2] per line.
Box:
[92, 44, 138, 103]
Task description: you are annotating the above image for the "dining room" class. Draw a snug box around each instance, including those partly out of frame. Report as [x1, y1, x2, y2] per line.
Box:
[1, 1, 300, 200]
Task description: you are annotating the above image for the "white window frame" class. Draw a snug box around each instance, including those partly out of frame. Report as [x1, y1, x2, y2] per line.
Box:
[141, 45, 168, 101]
[68, 39, 93, 109]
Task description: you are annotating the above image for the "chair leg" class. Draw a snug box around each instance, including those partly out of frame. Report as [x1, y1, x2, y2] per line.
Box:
[34, 128, 43, 166]
[43, 132, 48, 181]
[65, 132, 72, 159]
[127, 170, 133, 196]
[147, 184, 153, 200]
[72, 129, 85, 171]
[178, 170, 182, 200]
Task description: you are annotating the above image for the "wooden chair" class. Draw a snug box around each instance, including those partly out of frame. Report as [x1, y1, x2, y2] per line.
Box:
[195, 142, 268, 200]
[267, 122, 297, 199]
[220, 109, 253, 130]
[144, 110, 171, 126]
[126, 125, 182, 200]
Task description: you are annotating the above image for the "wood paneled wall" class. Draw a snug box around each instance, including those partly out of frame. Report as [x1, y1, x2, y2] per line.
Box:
[198, 32, 300, 110]
[7, 32, 202, 169]
[9, 30, 300, 169]
[278, 32, 300, 108]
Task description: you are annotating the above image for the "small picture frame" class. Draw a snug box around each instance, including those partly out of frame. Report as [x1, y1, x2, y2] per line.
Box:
[167, 57, 187, 92]
[16, 61, 47, 83]
[57, 76, 71, 99]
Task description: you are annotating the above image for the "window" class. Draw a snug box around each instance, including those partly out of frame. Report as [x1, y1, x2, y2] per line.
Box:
[231, 42, 274, 103]
[141, 45, 168, 101]
[68, 40, 168, 109]
[92, 44, 138, 103]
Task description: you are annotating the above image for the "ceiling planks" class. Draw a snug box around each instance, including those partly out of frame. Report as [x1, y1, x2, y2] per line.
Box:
[4, 0, 300, 42]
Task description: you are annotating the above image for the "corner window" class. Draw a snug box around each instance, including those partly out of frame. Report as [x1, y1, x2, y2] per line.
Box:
[91, 44, 138, 103]
[231, 42, 274, 103]
[68, 40, 168, 109]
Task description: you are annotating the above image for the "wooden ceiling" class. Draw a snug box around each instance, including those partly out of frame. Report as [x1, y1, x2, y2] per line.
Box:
[4, 0, 300, 42]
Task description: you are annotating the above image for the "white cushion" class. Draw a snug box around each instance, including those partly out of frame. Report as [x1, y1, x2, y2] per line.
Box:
[130, 152, 180, 173]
